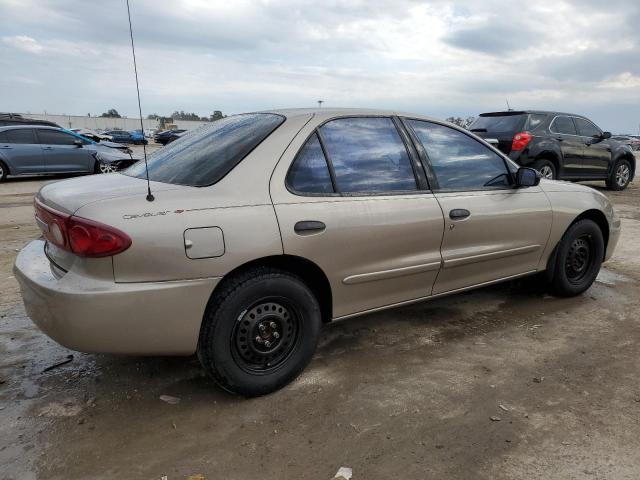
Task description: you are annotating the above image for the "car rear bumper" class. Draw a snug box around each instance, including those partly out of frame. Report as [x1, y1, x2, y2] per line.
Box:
[13, 239, 219, 355]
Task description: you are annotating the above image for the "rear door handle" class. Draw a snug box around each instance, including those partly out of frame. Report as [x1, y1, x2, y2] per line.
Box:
[294, 220, 326, 234]
[42, 146, 53, 150]
[555, 136, 563, 142]
[449, 209, 470, 220]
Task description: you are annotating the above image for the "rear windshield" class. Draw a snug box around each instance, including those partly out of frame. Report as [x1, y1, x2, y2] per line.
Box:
[125, 113, 284, 187]
[469, 114, 525, 133]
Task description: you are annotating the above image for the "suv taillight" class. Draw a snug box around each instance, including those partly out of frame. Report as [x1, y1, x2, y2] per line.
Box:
[511, 132, 532, 151]
[34, 198, 131, 257]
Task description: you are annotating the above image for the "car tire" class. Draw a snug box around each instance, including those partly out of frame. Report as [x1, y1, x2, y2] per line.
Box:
[197, 267, 322, 397]
[547, 219, 604, 297]
[94, 160, 118, 174]
[606, 159, 632, 191]
[532, 159, 556, 180]
[0, 161, 7, 182]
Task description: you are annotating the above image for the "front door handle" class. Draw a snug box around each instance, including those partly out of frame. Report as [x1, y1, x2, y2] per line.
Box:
[449, 209, 470, 220]
[294, 220, 326, 234]
[42, 146, 53, 150]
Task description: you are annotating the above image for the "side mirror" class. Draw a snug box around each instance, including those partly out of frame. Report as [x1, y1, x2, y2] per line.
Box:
[516, 167, 540, 187]
[73, 139, 83, 147]
[601, 131, 611, 139]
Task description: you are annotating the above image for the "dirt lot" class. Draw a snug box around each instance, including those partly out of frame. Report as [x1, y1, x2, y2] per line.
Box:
[1, 155, 639, 480]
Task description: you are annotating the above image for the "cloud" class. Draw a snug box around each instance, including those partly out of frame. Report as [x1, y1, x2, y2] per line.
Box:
[2, 35, 44, 53]
[0, 0, 638, 132]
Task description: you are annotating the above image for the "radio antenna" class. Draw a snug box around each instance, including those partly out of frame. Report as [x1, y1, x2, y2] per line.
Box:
[125, 0, 154, 202]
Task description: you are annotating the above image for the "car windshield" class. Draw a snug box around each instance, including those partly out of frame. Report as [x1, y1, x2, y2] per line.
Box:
[124, 113, 285, 187]
[470, 114, 525, 133]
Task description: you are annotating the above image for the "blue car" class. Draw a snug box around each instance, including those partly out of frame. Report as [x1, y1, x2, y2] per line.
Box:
[104, 130, 147, 145]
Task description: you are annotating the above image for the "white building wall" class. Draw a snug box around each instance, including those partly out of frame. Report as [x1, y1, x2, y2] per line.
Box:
[19, 113, 159, 131]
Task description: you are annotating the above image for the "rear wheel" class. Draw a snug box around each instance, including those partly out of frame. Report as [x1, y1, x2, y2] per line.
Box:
[197, 267, 321, 397]
[0, 161, 7, 182]
[533, 159, 556, 180]
[548, 219, 604, 297]
[606, 159, 631, 190]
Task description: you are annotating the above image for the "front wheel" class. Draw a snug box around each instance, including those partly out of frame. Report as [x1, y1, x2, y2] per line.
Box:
[0, 161, 7, 182]
[548, 219, 604, 297]
[606, 159, 631, 190]
[95, 161, 118, 174]
[197, 268, 321, 397]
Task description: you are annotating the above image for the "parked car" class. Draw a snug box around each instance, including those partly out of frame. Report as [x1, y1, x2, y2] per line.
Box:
[103, 130, 147, 145]
[0, 126, 137, 181]
[70, 128, 114, 142]
[0, 112, 60, 128]
[612, 135, 640, 151]
[469, 111, 635, 190]
[130, 130, 148, 145]
[14, 109, 620, 396]
[154, 129, 186, 145]
[63, 129, 132, 154]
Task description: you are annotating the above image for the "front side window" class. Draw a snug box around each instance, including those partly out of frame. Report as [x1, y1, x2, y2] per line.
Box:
[551, 116, 577, 135]
[287, 133, 334, 194]
[37, 129, 78, 145]
[574, 117, 601, 137]
[319, 117, 417, 193]
[407, 120, 511, 191]
[0, 128, 37, 144]
[125, 113, 284, 187]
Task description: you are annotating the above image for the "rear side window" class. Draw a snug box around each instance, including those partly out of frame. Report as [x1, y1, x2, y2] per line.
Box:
[574, 117, 601, 137]
[319, 117, 417, 193]
[287, 133, 334, 194]
[526, 114, 547, 131]
[551, 116, 577, 135]
[407, 120, 511, 191]
[0, 128, 37, 144]
[37, 129, 78, 145]
[469, 114, 525, 133]
[125, 113, 284, 187]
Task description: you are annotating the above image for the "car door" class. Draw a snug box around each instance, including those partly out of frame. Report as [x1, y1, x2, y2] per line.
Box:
[548, 115, 583, 177]
[0, 128, 45, 174]
[404, 118, 552, 295]
[573, 117, 611, 177]
[36, 129, 93, 173]
[270, 116, 445, 319]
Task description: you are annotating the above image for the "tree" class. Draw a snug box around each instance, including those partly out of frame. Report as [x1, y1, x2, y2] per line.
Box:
[445, 116, 476, 129]
[146, 113, 160, 120]
[210, 110, 224, 121]
[100, 108, 121, 118]
[171, 110, 206, 121]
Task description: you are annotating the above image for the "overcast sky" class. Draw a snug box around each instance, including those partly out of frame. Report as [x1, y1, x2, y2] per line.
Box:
[1, 0, 639, 132]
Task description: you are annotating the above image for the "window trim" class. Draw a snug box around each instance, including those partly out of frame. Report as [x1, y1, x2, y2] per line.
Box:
[401, 116, 518, 193]
[285, 115, 428, 198]
[549, 115, 602, 138]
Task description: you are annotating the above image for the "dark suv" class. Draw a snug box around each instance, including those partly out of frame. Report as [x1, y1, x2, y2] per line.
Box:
[469, 111, 635, 190]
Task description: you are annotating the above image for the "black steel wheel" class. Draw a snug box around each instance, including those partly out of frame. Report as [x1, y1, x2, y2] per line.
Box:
[198, 267, 321, 397]
[232, 299, 301, 374]
[548, 219, 604, 297]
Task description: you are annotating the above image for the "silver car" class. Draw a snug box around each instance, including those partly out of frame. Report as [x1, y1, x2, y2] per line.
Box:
[0, 125, 135, 181]
[14, 109, 621, 396]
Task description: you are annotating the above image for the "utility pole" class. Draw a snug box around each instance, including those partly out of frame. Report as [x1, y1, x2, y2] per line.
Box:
[317, 100, 324, 108]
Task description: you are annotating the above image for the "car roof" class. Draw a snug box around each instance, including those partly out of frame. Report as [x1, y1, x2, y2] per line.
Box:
[259, 107, 442, 123]
[478, 110, 588, 118]
[0, 125, 61, 132]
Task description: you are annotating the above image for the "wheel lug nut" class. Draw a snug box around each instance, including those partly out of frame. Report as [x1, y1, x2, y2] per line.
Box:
[259, 324, 266, 332]
[269, 321, 277, 329]
[264, 341, 272, 348]
[273, 332, 280, 339]
[255, 336, 263, 344]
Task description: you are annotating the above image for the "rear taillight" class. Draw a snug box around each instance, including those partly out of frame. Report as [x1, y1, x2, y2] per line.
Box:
[511, 132, 532, 151]
[35, 198, 131, 257]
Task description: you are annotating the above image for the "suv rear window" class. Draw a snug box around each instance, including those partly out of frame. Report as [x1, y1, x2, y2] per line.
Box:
[125, 113, 284, 187]
[469, 114, 525, 133]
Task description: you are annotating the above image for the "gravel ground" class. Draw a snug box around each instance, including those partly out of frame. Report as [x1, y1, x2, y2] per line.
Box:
[1, 153, 639, 480]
